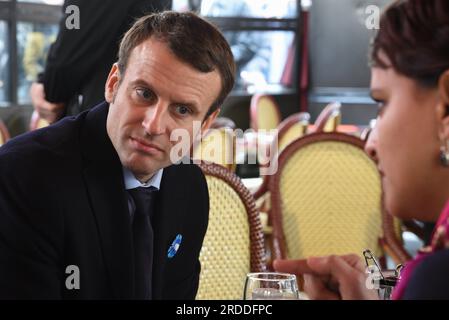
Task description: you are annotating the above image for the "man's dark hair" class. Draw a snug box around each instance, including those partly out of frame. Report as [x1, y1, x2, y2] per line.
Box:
[118, 11, 236, 116]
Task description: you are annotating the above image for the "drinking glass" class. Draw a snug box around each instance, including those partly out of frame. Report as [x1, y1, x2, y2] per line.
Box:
[243, 272, 300, 300]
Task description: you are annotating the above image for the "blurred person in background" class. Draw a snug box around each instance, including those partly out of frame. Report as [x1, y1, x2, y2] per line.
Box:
[30, 0, 172, 124]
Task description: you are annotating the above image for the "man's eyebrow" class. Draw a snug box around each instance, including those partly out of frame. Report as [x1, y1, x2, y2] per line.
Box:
[129, 79, 152, 88]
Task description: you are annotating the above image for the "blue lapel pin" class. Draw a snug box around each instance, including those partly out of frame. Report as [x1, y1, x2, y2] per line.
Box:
[167, 234, 183, 258]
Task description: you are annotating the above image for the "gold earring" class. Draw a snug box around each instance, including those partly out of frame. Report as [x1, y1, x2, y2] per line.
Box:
[440, 140, 449, 167]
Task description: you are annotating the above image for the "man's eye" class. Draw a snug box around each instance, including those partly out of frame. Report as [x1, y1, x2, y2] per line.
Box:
[136, 88, 153, 100]
[175, 105, 191, 116]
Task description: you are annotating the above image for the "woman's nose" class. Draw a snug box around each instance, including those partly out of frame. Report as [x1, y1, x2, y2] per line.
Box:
[364, 125, 379, 163]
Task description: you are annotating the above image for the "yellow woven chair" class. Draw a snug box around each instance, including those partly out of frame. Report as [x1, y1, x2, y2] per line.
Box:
[193, 128, 237, 172]
[278, 112, 310, 152]
[250, 94, 281, 131]
[252, 111, 310, 256]
[268, 132, 409, 265]
[254, 112, 311, 195]
[313, 102, 341, 133]
[0, 119, 10, 147]
[197, 162, 266, 300]
[29, 110, 50, 131]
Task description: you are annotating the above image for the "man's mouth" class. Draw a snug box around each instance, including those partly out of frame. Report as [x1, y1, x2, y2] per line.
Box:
[130, 137, 164, 155]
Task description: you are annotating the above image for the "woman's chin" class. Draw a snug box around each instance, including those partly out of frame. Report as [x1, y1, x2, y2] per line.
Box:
[386, 199, 422, 222]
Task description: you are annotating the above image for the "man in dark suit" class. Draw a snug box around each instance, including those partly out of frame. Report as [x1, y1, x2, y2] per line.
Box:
[0, 11, 235, 299]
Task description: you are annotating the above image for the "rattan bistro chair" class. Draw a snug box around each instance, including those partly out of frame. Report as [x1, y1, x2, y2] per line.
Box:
[277, 112, 311, 152]
[313, 102, 341, 133]
[253, 112, 310, 199]
[197, 162, 266, 300]
[193, 128, 237, 172]
[268, 132, 409, 264]
[250, 94, 282, 131]
[252, 112, 310, 239]
[0, 119, 10, 147]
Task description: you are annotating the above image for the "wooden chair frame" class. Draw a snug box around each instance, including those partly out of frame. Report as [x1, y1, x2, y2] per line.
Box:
[266, 132, 410, 264]
[199, 162, 267, 272]
[250, 94, 282, 131]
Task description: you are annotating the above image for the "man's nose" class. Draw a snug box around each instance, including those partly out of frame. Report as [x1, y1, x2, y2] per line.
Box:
[142, 103, 166, 136]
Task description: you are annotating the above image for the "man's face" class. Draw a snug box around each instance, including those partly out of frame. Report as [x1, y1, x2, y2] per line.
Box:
[105, 38, 221, 182]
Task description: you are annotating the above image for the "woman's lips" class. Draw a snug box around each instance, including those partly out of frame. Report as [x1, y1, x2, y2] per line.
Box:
[130, 137, 163, 155]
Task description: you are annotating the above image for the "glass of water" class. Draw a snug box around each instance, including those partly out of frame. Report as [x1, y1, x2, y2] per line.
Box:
[243, 272, 300, 300]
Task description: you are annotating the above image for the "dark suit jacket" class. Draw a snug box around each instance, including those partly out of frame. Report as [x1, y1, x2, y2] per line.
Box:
[402, 249, 449, 299]
[0, 102, 209, 299]
[41, 0, 171, 114]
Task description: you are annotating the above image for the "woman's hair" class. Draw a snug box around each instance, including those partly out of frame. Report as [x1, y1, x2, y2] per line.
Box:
[371, 0, 449, 87]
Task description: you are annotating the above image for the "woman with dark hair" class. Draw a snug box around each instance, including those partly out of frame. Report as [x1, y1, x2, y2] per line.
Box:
[274, 0, 449, 299]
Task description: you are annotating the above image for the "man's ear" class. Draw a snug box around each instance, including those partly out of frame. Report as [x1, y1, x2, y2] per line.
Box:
[437, 70, 449, 141]
[105, 63, 121, 103]
[201, 108, 221, 132]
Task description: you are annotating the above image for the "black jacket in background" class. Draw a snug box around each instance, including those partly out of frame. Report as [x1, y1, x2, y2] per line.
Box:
[42, 0, 172, 115]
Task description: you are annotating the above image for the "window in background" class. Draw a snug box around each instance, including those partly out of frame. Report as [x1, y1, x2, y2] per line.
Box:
[0, 0, 62, 106]
[222, 30, 295, 93]
[16, 22, 58, 104]
[0, 21, 9, 104]
[200, 0, 296, 19]
[172, 0, 189, 12]
[172, 0, 299, 95]
[18, 0, 63, 5]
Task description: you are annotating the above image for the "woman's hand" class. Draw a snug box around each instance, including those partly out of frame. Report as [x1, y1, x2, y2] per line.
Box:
[30, 83, 65, 124]
[273, 254, 379, 300]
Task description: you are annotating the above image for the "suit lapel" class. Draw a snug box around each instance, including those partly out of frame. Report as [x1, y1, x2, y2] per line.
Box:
[151, 166, 183, 299]
[80, 102, 133, 299]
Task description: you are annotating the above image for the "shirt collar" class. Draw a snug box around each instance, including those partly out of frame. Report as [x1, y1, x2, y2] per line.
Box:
[122, 166, 163, 190]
